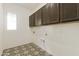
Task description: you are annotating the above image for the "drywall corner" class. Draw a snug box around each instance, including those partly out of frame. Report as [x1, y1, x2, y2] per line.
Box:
[0, 3, 3, 56]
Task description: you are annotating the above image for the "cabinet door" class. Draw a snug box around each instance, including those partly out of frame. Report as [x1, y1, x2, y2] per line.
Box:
[42, 4, 49, 25]
[29, 13, 35, 27]
[60, 3, 78, 22]
[42, 3, 59, 25]
[49, 3, 59, 23]
[35, 9, 42, 26]
[77, 4, 79, 18]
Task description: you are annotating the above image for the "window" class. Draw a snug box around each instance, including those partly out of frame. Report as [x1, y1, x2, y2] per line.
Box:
[7, 12, 17, 30]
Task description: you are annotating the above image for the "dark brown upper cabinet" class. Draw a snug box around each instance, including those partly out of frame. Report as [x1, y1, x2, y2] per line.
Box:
[77, 4, 79, 18]
[29, 3, 79, 27]
[42, 3, 60, 25]
[60, 3, 79, 22]
[35, 9, 42, 26]
[29, 13, 35, 27]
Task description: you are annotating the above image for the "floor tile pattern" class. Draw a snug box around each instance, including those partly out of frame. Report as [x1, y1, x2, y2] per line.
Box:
[2, 43, 52, 56]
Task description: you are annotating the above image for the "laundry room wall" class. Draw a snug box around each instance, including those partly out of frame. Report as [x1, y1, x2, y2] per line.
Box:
[30, 3, 79, 56]
[2, 3, 34, 49]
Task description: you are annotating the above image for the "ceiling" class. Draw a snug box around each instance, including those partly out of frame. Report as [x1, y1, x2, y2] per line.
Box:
[17, 3, 43, 11]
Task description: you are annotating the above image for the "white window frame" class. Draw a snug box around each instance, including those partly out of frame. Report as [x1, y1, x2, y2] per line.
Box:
[7, 12, 17, 30]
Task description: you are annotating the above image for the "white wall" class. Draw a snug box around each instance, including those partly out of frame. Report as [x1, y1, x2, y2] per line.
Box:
[31, 21, 79, 56]
[30, 4, 79, 56]
[0, 3, 3, 55]
[2, 3, 34, 49]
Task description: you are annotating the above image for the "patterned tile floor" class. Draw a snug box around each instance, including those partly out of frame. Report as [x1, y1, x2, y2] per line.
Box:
[2, 43, 52, 56]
